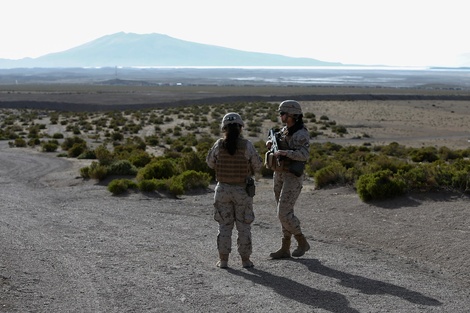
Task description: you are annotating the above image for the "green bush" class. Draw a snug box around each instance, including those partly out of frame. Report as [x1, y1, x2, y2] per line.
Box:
[166, 177, 184, 196]
[356, 169, 406, 201]
[376, 142, 409, 158]
[410, 146, 439, 163]
[128, 150, 152, 168]
[41, 141, 59, 152]
[108, 178, 138, 195]
[77, 150, 96, 159]
[87, 161, 109, 181]
[111, 132, 124, 141]
[61, 136, 86, 151]
[68, 142, 87, 158]
[174, 170, 211, 190]
[94, 145, 114, 166]
[363, 154, 411, 175]
[438, 146, 460, 161]
[138, 179, 159, 192]
[108, 160, 138, 176]
[14, 137, 27, 147]
[28, 138, 41, 147]
[137, 159, 177, 180]
[314, 162, 349, 189]
[401, 165, 436, 191]
[144, 135, 159, 146]
[180, 151, 211, 173]
[80, 166, 90, 178]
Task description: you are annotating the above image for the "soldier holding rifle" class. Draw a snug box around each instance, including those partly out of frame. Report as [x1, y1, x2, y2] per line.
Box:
[265, 100, 311, 259]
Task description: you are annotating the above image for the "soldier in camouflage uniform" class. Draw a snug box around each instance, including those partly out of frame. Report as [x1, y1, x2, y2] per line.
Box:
[206, 112, 263, 269]
[266, 100, 311, 259]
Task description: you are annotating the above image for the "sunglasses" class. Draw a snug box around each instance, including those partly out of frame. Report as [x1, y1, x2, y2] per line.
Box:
[279, 111, 287, 116]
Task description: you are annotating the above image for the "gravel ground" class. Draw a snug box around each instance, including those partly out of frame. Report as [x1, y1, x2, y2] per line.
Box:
[1, 142, 469, 313]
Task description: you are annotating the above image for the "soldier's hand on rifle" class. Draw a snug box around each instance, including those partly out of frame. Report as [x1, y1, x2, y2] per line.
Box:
[266, 140, 273, 149]
[274, 150, 288, 157]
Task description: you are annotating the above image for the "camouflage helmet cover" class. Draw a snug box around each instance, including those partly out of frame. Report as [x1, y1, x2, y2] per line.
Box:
[278, 100, 303, 115]
[221, 112, 244, 129]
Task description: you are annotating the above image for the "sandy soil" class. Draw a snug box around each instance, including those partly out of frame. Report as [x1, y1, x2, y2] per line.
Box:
[1, 97, 470, 312]
[302, 100, 470, 150]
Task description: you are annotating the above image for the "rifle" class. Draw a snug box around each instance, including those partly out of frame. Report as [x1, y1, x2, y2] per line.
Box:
[268, 128, 282, 167]
[267, 128, 305, 177]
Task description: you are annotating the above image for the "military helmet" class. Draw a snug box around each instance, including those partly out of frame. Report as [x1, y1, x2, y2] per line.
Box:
[278, 100, 303, 115]
[221, 112, 244, 129]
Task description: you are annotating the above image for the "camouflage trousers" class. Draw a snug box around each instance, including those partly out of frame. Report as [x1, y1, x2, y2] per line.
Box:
[213, 182, 254, 256]
[273, 171, 304, 238]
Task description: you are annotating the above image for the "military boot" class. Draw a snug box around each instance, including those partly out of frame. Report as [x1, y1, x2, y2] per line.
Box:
[241, 255, 254, 268]
[292, 234, 310, 257]
[216, 253, 229, 269]
[269, 237, 291, 259]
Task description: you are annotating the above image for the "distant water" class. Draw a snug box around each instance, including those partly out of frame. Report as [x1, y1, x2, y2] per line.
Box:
[130, 66, 470, 89]
[2, 66, 469, 89]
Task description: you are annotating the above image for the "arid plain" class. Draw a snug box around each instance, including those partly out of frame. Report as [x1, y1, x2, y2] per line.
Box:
[1, 77, 470, 312]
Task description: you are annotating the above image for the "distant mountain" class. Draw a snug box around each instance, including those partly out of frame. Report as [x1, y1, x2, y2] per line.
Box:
[0, 32, 343, 68]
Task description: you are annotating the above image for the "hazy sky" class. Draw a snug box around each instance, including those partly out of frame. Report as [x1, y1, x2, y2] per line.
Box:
[2, 0, 469, 67]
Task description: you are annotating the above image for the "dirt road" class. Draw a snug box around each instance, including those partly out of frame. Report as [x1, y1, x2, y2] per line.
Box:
[1, 142, 469, 312]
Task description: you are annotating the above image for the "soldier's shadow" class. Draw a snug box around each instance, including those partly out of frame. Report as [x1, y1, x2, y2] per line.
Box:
[229, 258, 441, 313]
[228, 265, 360, 313]
[291, 258, 442, 306]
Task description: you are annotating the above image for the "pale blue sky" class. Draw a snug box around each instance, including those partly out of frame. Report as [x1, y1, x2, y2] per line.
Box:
[2, 0, 469, 67]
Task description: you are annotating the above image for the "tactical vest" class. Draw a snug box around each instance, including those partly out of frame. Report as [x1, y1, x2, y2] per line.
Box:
[215, 138, 250, 184]
[277, 134, 293, 171]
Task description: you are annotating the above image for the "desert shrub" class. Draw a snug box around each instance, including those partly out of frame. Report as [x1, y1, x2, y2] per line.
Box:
[180, 151, 211, 173]
[68, 142, 87, 158]
[451, 170, 470, 192]
[2, 129, 19, 140]
[304, 112, 316, 119]
[431, 161, 454, 187]
[165, 177, 184, 196]
[77, 149, 96, 159]
[136, 158, 177, 181]
[108, 160, 138, 176]
[27, 125, 40, 138]
[331, 125, 348, 135]
[174, 170, 211, 191]
[138, 179, 159, 192]
[80, 166, 90, 178]
[87, 161, 109, 181]
[128, 150, 152, 168]
[52, 133, 64, 139]
[14, 137, 27, 147]
[61, 136, 86, 151]
[305, 157, 328, 176]
[401, 164, 437, 191]
[41, 140, 59, 152]
[28, 138, 41, 147]
[410, 146, 439, 163]
[145, 135, 160, 146]
[377, 142, 409, 158]
[94, 145, 114, 166]
[314, 162, 349, 189]
[438, 146, 460, 161]
[363, 154, 411, 175]
[111, 132, 124, 141]
[107, 178, 138, 195]
[356, 169, 406, 201]
[322, 142, 343, 154]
